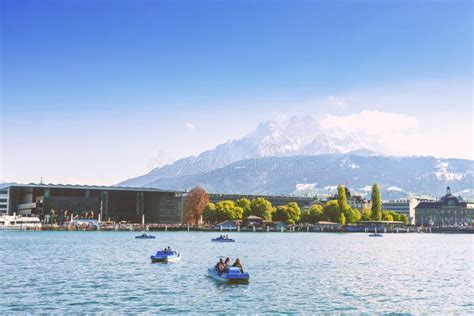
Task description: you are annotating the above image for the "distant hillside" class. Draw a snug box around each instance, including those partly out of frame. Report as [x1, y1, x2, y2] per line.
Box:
[127, 155, 474, 200]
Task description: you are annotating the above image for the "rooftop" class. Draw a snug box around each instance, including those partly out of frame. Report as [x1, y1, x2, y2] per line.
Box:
[2, 183, 182, 193]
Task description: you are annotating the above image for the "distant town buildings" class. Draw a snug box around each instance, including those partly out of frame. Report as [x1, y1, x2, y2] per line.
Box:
[382, 198, 420, 225]
[1, 183, 473, 227]
[415, 187, 474, 226]
[330, 187, 371, 210]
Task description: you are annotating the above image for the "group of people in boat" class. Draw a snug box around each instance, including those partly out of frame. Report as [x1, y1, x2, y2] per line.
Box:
[217, 234, 231, 240]
[162, 246, 173, 254]
[215, 257, 244, 274]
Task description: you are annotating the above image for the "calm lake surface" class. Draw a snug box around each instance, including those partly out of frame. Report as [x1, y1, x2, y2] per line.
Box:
[1, 231, 473, 314]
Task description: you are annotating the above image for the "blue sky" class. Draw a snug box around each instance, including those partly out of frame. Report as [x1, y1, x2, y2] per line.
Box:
[1, 0, 472, 184]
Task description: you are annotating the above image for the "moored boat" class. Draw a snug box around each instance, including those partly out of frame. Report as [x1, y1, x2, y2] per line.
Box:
[150, 249, 181, 263]
[0, 214, 42, 230]
[207, 266, 250, 283]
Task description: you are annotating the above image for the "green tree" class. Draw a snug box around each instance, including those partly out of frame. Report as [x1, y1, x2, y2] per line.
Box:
[235, 198, 251, 217]
[323, 200, 341, 222]
[286, 202, 301, 224]
[203, 203, 217, 223]
[390, 211, 401, 222]
[337, 184, 349, 211]
[361, 207, 372, 221]
[382, 211, 394, 221]
[346, 208, 362, 223]
[371, 183, 382, 221]
[215, 200, 244, 221]
[301, 204, 325, 224]
[400, 214, 409, 225]
[249, 197, 273, 221]
[339, 212, 347, 226]
[273, 206, 289, 223]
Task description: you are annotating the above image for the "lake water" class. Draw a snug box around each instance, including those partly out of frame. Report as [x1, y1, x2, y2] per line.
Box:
[1, 231, 473, 314]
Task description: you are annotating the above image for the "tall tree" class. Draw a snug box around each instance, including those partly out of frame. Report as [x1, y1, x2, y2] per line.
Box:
[337, 184, 349, 211]
[338, 212, 347, 226]
[371, 183, 382, 221]
[182, 187, 209, 225]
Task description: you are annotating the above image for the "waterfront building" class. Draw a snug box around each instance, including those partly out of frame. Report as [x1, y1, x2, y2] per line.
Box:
[243, 215, 264, 227]
[213, 220, 240, 230]
[2, 183, 184, 224]
[382, 198, 420, 225]
[312, 221, 341, 232]
[415, 187, 474, 226]
[0, 188, 8, 215]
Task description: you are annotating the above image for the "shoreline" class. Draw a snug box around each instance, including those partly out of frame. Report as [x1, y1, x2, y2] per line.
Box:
[3, 226, 473, 234]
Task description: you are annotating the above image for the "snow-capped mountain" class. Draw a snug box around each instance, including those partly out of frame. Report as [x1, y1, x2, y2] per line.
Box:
[119, 115, 370, 186]
[138, 155, 474, 200]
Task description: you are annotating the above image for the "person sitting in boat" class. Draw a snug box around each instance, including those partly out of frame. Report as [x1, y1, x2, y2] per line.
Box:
[215, 259, 226, 275]
[232, 258, 244, 273]
[224, 257, 230, 268]
[215, 258, 223, 269]
[163, 246, 169, 254]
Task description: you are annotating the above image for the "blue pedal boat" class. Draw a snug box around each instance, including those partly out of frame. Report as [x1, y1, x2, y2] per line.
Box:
[150, 250, 181, 263]
[207, 266, 250, 283]
[369, 233, 383, 237]
[211, 237, 235, 242]
[135, 233, 155, 239]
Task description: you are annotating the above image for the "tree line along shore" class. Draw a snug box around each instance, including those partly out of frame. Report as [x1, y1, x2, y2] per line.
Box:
[182, 183, 409, 227]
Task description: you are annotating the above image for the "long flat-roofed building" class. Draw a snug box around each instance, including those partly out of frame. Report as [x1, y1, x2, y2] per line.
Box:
[382, 198, 421, 225]
[415, 187, 474, 226]
[2, 183, 184, 224]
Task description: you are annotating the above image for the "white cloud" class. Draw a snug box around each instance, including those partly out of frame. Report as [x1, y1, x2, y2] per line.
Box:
[322, 110, 419, 134]
[327, 95, 348, 109]
[320, 109, 472, 159]
[185, 123, 196, 130]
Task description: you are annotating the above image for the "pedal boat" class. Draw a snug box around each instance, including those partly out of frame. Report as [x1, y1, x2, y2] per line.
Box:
[369, 233, 383, 237]
[211, 237, 235, 242]
[150, 250, 181, 263]
[208, 266, 250, 283]
[135, 233, 156, 239]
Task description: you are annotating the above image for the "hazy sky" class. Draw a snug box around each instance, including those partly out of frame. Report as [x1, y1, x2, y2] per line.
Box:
[1, 0, 472, 185]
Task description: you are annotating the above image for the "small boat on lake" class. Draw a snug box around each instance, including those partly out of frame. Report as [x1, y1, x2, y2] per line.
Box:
[150, 249, 180, 263]
[135, 233, 155, 239]
[212, 235, 235, 242]
[208, 266, 250, 283]
[369, 227, 383, 237]
[369, 233, 383, 237]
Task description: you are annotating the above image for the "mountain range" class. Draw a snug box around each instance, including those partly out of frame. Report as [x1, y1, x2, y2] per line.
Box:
[119, 115, 474, 200]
